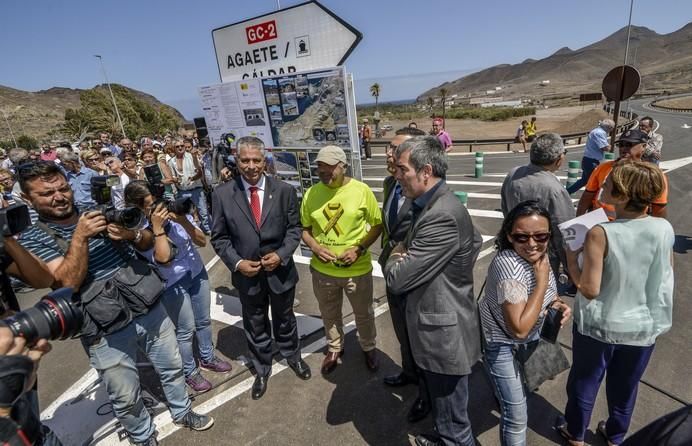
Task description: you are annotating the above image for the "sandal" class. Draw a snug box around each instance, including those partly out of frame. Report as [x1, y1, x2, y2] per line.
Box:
[597, 420, 618, 446]
[554, 416, 584, 446]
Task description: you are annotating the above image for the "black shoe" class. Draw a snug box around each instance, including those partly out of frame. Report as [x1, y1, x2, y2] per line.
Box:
[288, 358, 312, 380]
[407, 397, 431, 423]
[383, 372, 415, 387]
[252, 375, 268, 400]
[132, 431, 159, 445]
[414, 433, 442, 446]
[173, 411, 214, 431]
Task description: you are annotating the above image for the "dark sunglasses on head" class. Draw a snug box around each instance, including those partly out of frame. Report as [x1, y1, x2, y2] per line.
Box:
[511, 232, 551, 244]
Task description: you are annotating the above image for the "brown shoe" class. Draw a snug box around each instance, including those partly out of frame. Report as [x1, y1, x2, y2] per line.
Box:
[321, 351, 341, 374]
[363, 349, 379, 371]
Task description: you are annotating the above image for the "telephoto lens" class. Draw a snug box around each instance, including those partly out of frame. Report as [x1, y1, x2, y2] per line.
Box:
[103, 206, 144, 229]
[3, 288, 83, 346]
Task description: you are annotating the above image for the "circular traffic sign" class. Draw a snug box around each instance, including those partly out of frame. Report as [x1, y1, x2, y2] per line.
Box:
[602, 65, 641, 102]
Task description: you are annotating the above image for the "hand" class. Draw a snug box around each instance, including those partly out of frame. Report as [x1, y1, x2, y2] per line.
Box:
[150, 203, 169, 231]
[533, 254, 551, 284]
[391, 242, 407, 256]
[551, 300, 573, 327]
[337, 247, 360, 265]
[220, 167, 232, 181]
[260, 252, 281, 272]
[74, 211, 108, 240]
[0, 326, 52, 364]
[237, 260, 262, 277]
[106, 224, 136, 241]
[313, 245, 337, 263]
[168, 212, 186, 225]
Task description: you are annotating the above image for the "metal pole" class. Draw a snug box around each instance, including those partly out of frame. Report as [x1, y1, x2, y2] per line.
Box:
[94, 55, 127, 139]
[276, 0, 281, 9]
[623, 0, 634, 65]
[1, 110, 18, 149]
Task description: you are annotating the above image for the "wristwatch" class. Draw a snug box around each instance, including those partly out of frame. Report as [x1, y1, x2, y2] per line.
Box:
[133, 230, 143, 243]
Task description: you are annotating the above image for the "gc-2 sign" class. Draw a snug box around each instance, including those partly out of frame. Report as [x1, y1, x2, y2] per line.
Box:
[246, 20, 277, 44]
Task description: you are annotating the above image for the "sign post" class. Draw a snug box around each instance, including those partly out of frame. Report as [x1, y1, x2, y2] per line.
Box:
[212, 0, 362, 83]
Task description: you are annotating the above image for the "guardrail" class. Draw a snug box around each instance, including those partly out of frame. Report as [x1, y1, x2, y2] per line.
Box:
[369, 110, 638, 152]
[649, 99, 692, 113]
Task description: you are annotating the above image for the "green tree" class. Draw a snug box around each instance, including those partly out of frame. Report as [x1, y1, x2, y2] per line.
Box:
[16, 135, 38, 150]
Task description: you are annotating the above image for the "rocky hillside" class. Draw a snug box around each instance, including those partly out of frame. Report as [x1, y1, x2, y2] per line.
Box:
[418, 23, 692, 102]
[0, 84, 187, 142]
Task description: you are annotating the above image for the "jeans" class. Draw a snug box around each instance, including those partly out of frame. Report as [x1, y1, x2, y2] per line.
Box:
[85, 303, 191, 443]
[177, 187, 210, 233]
[567, 156, 600, 194]
[178, 269, 215, 364]
[484, 342, 528, 446]
[161, 277, 198, 378]
[423, 370, 475, 446]
[564, 328, 655, 444]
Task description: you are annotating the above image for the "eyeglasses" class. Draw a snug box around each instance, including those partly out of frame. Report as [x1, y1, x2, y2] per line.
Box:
[175, 145, 184, 148]
[105, 160, 116, 165]
[87, 157, 100, 162]
[511, 232, 551, 244]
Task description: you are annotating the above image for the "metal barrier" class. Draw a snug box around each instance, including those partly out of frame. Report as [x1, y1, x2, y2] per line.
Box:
[369, 113, 638, 152]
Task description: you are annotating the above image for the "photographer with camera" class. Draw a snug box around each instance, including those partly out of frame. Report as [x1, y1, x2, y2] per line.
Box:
[16, 162, 213, 445]
[138, 148, 177, 201]
[0, 324, 60, 445]
[167, 139, 211, 234]
[125, 180, 231, 393]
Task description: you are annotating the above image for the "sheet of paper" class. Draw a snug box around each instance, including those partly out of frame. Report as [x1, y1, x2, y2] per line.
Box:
[558, 208, 609, 250]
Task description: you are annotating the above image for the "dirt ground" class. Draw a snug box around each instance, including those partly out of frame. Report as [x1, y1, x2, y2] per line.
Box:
[380, 104, 608, 139]
[655, 96, 692, 109]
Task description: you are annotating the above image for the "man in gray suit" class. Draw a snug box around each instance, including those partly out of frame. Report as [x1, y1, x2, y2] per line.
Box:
[385, 136, 482, 446]
[211, 136, 311, 401]
[380, 127, 431, 424]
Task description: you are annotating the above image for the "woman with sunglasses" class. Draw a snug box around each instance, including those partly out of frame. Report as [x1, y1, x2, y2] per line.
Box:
[479, 200, 571, 446]
[80, 149, 108, 175]
[556, 160, 674, 446]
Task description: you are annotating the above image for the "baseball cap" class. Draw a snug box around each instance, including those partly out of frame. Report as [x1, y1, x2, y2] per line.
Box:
[314, 145, 348, 166]
[617, 129, 649, 144]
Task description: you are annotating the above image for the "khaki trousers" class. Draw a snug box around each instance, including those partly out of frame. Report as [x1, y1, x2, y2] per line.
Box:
[310, 267, 377, 353]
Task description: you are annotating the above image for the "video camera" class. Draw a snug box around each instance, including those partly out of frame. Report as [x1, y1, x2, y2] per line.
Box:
[0, 203, 32, 237]
[90, 176, 144, 229]
[2, 288, 83, 346]
[142, 165, 194, 214]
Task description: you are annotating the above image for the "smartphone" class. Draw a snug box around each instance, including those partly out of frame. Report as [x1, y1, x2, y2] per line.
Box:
[540, 306, 563, 343]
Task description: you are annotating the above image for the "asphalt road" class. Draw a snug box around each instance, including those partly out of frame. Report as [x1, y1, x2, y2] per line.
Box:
[26, 98, 692, 445]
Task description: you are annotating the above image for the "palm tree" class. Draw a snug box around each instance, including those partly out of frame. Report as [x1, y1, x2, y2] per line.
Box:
[369, 83, 381, 136]
[369, 83, 381, 111]
[439, 88, 448, 126]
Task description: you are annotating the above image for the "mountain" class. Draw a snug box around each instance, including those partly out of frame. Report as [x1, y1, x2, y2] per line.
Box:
[418, 23, 692, 102]
[0, 84, 187, 142]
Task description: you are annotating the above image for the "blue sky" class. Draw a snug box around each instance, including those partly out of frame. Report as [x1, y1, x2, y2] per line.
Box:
[1, 0, 690, 118]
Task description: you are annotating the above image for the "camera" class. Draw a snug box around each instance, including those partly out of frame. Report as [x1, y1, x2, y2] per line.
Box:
[90, 176, 144, 229]
[3, 288, 83, 346]
[142, 164, 195, 214]
[0, 203, 31, 236]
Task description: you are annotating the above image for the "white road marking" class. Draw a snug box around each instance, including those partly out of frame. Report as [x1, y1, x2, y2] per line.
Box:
[154, 303, 393, 442]
[659, 156, 692, 173]
[363, 176, 503, 187]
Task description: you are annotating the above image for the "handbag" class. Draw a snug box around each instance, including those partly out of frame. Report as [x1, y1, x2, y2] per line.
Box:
[477, 278, 570, 392]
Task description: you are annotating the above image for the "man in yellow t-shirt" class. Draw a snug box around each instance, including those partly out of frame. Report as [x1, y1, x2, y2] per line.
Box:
[301, 145, 383, 374]
[525, 116, 537, 142]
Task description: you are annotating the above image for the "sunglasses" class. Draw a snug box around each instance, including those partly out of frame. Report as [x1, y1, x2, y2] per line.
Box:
[87, 157, 100, 162]
[175, 145, 184, 148]
[511, 232, 551, 244]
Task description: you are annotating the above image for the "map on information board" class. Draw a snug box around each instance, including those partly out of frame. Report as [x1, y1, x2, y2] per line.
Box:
[198, 67, 351, 151]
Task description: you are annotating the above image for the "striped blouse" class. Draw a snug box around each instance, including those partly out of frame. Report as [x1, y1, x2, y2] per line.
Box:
[479, 249, 557, 344]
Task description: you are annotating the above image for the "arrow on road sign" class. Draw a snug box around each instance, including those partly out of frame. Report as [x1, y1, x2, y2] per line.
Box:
[212, 1, 362, 82]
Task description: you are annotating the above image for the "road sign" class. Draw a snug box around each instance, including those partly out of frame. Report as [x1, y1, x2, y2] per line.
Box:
[579, 93, 602, 102]
[602, 65, 640, 102]
[212, 1, 362, 83]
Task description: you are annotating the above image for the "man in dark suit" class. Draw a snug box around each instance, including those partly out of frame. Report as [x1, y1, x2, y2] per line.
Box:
[379, 127, 431, 424]
[385, 136, 483, 446]
[211, 136, 310, 400]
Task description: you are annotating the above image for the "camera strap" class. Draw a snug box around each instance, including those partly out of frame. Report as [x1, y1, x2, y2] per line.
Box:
[35, 222, 70, 255]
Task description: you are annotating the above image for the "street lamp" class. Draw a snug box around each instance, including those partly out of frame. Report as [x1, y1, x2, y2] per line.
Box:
[94, 54, 127, 139]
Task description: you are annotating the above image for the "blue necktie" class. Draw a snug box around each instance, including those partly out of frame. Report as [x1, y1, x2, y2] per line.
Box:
[388, 183, 401, 228]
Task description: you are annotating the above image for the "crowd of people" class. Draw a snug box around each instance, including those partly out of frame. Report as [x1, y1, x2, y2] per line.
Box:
[0, 116, 678, 446]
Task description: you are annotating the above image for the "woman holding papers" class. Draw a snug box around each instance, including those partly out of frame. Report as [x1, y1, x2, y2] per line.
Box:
[479, 200, 571, 446]
[556, 160, 675, 446]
